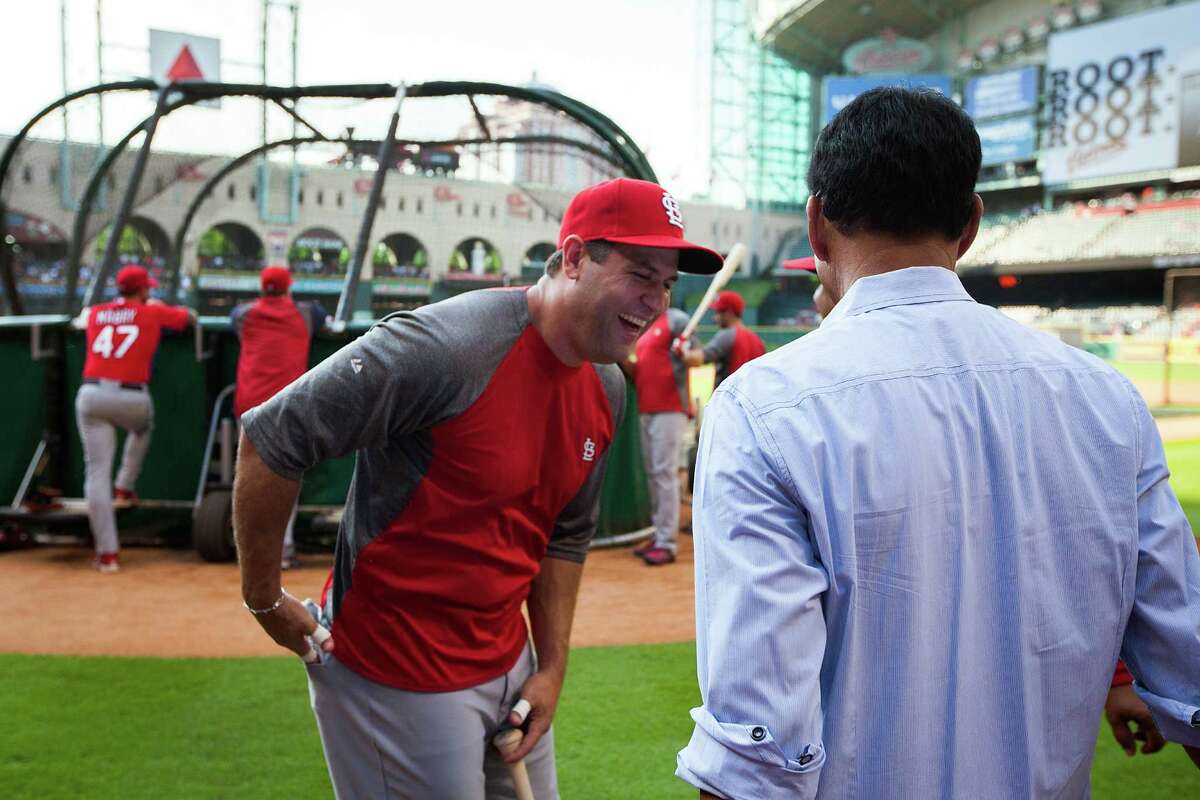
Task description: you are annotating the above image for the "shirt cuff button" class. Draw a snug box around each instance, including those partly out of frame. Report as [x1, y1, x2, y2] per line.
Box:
[751, 726, 766, 742]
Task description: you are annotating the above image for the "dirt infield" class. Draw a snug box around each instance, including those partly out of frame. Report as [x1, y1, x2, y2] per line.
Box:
[0, 516, 695, 659]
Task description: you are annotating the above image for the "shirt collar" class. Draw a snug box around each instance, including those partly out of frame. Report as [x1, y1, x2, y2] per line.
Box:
[822, 266, 975, 325]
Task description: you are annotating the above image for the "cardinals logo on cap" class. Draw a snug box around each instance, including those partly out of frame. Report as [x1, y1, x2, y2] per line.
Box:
[661, 192, 684, 230]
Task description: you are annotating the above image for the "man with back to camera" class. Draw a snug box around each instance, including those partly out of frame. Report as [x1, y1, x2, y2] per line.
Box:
[676, 290, 765, 388]
[230, 265, 328, 569]
[232, 177, 722, 799]
[791, 230, 1185, 769]
[677, 87, 1200, 799]
[76, 264, 196, 572]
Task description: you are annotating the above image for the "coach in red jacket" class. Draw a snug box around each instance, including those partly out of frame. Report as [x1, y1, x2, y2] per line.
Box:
[231, 266, 328, 568]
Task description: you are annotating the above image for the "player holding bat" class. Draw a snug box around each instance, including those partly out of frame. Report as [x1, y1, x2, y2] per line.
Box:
[232, 177, 722, 799]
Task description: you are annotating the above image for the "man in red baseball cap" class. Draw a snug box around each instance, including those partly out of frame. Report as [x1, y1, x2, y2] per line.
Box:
[558, 180, 721, 568]
[784, 256, 835, 318]
[232, 176, 719, 796]
[230, 266, 329, 569]
[678, 289, 766, 388]
[75, 263, 196, 572]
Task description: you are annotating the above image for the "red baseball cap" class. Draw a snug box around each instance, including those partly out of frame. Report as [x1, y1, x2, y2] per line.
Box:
[782, 256, 818, 272]
[260, 265, 293, 292]
[558, 178, 723, 274]
[711, 290, 745, 316]
[115, 264, 158, 292]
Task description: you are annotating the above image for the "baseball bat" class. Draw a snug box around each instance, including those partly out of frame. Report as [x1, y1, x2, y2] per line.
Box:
[679, 242, 747, 342]
[492, 728, 535, 800]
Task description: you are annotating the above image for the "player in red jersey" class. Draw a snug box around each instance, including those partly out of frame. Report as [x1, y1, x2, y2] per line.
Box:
[233, 178, 722, 798]
[678, 290, 766, 388]
[76, 265, 195, 571]
[623, 306, 696, 566]
[230, 266, 328, 569]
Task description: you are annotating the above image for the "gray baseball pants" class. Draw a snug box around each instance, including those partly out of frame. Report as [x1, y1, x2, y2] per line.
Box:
[306, 642, 558, 799]
[75, 381, 153, 555]
[639, 411, 685, 553]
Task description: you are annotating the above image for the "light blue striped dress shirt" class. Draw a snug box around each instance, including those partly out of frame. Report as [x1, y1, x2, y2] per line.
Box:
[676, 267, 1200, 799]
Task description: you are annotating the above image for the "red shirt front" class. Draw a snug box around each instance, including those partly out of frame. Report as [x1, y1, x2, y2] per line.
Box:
[82, 298, 191, 384]
[331, 325, 616, 690]
[634, 312, 691, 414]
[728, 324, 767, 377]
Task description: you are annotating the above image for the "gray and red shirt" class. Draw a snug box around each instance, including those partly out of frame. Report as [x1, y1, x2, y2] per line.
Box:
[242, 288, 624, 692]
[702, 324, 766, 387]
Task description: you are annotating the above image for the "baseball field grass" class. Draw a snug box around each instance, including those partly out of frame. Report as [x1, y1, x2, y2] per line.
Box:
[4, 440, 1200, 798]
[2, 641, 1199, 799]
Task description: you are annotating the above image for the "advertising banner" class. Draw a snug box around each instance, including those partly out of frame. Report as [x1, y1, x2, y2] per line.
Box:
[978, 115, 1038, 165]
[149, 29, 221, 108]
[966, 67, 1039, 119]
[822, 74, 952, 124]
[1042, 1, 1200, 183]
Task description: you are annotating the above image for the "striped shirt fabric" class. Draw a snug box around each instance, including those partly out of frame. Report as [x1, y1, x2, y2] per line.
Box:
[677, 267, 1200, 799]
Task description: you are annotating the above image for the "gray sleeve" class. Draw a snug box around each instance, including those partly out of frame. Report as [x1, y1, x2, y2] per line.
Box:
[241, 297, 511, 480]
[667, 307, 691, 337]
[702, 328, 735, 364]
[230, 303, 250, 340]
[545, 363, 627, 562]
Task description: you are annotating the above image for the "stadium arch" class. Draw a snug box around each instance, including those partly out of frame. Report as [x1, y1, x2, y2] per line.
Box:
[522, 241, 556, 271]
[92, 215, 173, 271]
[290, 227, 351, 276]
[374, 232, 429, 278]
[197, 221, 266, 273]
[3, 208, 70, 313]
[450, 237, 502, 275]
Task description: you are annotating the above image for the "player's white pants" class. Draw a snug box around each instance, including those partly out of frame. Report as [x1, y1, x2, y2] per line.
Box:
[306, 642, 558, 799]
[639, 411, 686, 553]
[75, 382, 153, 555]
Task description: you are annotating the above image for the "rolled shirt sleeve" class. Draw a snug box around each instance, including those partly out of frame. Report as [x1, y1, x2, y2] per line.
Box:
[1121, 385, 1200, 745]
[676, 386, 828, 799]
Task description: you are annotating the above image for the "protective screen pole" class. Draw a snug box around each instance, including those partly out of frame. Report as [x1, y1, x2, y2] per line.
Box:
[83, 85, 172, 308]
[335, 83, 405, 324]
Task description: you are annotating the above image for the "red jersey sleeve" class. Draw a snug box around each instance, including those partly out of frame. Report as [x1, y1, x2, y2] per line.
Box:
[155, 304, 192, 331]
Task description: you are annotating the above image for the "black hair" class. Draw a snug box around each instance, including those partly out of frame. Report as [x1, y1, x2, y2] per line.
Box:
[807, 87, 981, 241]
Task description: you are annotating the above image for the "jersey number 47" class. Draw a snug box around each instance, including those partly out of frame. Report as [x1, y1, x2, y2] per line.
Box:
[92, 324, 139, 359]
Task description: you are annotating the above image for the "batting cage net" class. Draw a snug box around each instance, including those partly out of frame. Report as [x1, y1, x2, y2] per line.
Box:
[1, 81, 651, 316]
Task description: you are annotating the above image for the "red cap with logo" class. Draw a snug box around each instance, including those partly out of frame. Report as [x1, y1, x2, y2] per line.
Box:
[711, 290, 745, 316]
[558, 178, 723, 274]
[260, 265, 293, 292]
[115, 264, 158, 292]
[782, 256, 818, 272]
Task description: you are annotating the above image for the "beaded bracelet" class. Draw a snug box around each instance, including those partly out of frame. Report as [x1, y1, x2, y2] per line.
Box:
[244, 589, 289, 616]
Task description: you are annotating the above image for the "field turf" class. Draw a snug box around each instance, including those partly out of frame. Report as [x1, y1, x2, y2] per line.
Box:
[3, 442, 1199, 798]
[2, 641, 1197, 798]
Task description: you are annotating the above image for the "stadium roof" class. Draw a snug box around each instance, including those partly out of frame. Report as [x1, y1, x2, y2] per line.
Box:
[760, 0, 993, 74]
